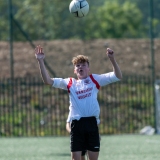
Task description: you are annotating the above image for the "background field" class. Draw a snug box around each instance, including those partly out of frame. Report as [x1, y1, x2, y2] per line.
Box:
[0, 135, 160, 160]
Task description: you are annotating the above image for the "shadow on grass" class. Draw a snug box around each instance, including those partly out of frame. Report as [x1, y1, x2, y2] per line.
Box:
[50, 153, 70, 157]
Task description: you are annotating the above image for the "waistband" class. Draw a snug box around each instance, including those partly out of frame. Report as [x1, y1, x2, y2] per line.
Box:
[72, 116, 96, 122]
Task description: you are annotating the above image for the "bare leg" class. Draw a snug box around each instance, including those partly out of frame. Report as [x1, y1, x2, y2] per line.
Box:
[87, 151, 99, 160]
[81, 155, 86, 160]
[71, 151, 82, 160]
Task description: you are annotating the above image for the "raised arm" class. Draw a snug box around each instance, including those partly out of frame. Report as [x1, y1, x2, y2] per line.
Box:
[35, 45, 54, 85]
[106, 48, 122, 80]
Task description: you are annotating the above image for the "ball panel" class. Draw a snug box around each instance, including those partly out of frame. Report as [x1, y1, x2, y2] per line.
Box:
[80, 5, 89, 16]
[69, 0, 89, 18]
[69, 1, 77, 12]
[79, 0, 88, 8]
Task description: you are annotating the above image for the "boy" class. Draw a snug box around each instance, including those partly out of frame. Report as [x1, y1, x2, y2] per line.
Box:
[35, 45, 122, 160]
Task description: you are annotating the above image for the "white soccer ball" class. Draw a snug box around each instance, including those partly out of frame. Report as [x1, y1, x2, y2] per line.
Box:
[69, 0, 89, 18]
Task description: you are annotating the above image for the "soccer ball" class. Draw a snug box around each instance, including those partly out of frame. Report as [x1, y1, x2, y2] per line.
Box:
[69, 0, 89, 18]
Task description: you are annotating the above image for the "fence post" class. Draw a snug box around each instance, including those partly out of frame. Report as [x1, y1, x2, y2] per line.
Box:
[8, 0, 14, 80]
[155, 80, 160, 134]
[149, 0, 156, 133]
[8, 0, 14, 109]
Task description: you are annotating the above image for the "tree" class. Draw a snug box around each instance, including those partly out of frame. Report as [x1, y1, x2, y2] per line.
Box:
[0, 0, 156, 40]
[0, 1, 10, 40]
[84, 1, 145, 39]
[103, 0, 160, 38]
[133, 0, 160, 38]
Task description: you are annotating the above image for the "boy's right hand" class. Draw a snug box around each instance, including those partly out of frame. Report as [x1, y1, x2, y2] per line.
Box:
[35, 45, 45, 60]
[66, 122, 71, 133]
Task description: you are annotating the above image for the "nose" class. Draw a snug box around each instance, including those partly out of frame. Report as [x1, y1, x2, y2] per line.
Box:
[79, 64, 83, 68]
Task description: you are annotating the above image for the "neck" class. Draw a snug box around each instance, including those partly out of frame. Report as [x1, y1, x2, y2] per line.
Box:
[78, 75, 88, 80]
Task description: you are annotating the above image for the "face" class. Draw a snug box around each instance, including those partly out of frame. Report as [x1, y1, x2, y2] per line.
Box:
[74, 62, 90, 79]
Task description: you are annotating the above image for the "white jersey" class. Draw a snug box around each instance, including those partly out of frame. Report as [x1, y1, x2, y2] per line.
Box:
[53, 72, 120, 124]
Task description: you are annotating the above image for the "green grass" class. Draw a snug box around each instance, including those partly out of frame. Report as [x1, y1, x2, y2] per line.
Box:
[0, 135, 160, 160]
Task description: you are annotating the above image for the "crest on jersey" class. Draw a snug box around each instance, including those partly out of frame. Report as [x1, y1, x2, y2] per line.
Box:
[84, 79, 91, 85]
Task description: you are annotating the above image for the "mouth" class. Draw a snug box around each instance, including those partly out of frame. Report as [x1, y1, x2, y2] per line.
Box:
[79, 69, 83, 72]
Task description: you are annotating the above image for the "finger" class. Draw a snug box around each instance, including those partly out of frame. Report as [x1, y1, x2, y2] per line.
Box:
[35, 45, 43, 54]
[35, 47, 38, 54]
[107, 48, 110, 51]
[40, 48, 43, 54]
[107, 48, 111, 53]
[35, 46, 39, 53]
[38, 45, 43, 54]
[38, 46, 40, 54]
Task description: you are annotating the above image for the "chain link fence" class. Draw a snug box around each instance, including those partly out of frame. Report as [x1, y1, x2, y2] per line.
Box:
[0, 75, 157, 136]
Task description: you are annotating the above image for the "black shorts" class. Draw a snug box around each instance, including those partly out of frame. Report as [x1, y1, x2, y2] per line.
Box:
[70, 117, 100, 152]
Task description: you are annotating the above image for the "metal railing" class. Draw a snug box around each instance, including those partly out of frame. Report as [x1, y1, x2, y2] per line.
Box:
[0, 75, 156, 136]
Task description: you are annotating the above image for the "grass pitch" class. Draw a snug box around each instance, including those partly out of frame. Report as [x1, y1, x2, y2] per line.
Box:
[0, 135, 160, 160]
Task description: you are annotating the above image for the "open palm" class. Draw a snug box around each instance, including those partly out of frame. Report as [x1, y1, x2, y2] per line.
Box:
[35, 45, 45, 60]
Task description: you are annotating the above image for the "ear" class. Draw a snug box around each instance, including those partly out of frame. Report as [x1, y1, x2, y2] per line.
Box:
[74, 69, 76, 74]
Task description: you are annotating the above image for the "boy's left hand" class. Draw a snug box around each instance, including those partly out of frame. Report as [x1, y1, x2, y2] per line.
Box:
[106, 48, 114, 59]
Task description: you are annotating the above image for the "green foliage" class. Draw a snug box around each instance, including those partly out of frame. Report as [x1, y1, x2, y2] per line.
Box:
[0, 1, 9, 40]
[85, 1, 144, 38]
[1, 0, 158, 40]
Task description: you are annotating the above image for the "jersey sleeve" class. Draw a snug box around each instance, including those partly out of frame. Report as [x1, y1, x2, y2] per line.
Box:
[52, 78, 69, 90]
[92, 72, 120, 86]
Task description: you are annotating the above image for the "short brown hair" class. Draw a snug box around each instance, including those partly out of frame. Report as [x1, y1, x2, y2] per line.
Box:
[72, 55, 89, 66]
